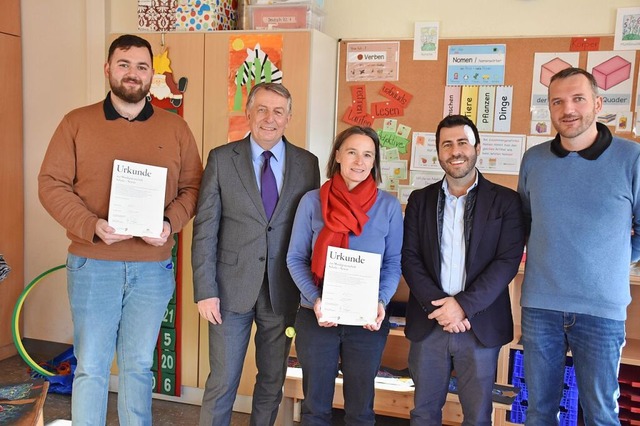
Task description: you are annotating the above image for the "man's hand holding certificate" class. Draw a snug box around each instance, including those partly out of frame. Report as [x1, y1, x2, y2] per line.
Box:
[108, 160, 167, 238]
[320, 246, 381, 326]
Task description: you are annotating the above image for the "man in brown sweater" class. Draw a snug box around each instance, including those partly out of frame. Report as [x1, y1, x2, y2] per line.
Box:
[38, 34, 202, 425]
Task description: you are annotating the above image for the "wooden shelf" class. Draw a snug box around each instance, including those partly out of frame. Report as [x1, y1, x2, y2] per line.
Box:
[622, 338, 640, 366]
[389, 327, 405, 337]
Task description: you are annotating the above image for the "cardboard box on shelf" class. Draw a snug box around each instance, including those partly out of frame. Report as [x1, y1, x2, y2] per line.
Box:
[248, 3, 324, 31]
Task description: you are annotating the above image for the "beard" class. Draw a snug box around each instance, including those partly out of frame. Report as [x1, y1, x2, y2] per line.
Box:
[110, 76, 150, 104]
[439, 153, 477, 179]
[552, 108, 597, 140]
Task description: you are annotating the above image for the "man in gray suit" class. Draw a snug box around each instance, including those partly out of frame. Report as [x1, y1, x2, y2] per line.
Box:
[192, 82, 320, 426]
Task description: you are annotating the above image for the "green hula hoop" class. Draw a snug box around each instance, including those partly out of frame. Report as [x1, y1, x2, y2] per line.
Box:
[12, 264, 66, 377]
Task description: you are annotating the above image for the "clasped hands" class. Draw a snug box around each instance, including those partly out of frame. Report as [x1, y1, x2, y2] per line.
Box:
[428, 296, 471, 333]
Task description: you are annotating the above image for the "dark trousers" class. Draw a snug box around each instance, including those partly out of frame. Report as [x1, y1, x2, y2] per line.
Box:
[199, 279, 295, 426]
[408, 326, 500, 426]
[294, 307, 389, 426]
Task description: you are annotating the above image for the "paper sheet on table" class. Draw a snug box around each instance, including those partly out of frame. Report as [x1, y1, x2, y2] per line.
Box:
[321, 246, 381, 326]
[108, 160, 167, 238]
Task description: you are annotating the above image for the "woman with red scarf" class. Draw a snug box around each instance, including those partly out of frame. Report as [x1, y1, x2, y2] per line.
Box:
[287, 126, 403, 425]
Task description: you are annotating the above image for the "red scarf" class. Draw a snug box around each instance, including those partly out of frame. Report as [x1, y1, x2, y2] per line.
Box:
[311, 173, 378, 286]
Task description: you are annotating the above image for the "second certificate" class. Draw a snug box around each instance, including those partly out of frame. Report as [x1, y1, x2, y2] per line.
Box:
[321, 246, 381, 326]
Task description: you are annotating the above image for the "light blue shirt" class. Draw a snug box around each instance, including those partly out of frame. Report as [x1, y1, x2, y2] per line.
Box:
[440, 174, 478, 296]
[250, 137, 285, 194]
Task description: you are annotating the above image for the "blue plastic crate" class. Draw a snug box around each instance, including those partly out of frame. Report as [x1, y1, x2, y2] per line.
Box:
[563, 365, 577, 388]
[512, 350, 525, 379]
[512, 376, 528, 402]
[560, 384, 579, 409]
[509, 398, 527, 423]
[508, 350, 580, 425]
[559, 406, 579, 426]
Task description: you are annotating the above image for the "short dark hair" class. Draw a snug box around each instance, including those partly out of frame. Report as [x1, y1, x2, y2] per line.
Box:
[435, 115, 481, 154]
[246, 82, 292, 114]
[108, 35, 153, 63]
[326, 126, 382, 184]
[549, 67, 599, 96]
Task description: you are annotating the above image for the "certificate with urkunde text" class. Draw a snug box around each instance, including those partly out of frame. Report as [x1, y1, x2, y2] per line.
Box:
[108, 160, 167, 238]
[321, 246, 381, 326]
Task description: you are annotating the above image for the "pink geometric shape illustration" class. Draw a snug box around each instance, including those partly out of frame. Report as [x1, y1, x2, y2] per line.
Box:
[592, 55, 631, 91]
[540, 58, 571, 87]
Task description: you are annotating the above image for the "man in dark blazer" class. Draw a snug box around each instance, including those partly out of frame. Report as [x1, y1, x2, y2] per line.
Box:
[192, 83, 320, 426]
[402, 115, 524, 425]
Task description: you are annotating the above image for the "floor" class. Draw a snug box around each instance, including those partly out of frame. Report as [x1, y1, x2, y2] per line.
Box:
[1, 340, 409, 425]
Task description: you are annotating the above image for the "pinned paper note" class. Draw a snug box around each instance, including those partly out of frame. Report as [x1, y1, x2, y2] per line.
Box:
[382, 119, 397, 132]
[377, 129, 410, 154]
[410, 132, 438, 171]
[530, 53, 579, 108]
[460, 86, 479, 123]
[476, 86, 495, 132]
[446, 44, 506, 86]
[377, 122, 410, 153]
[493, 86, 513, 133]
[442, 86, 461, 117]
[371, 101, 403, 118]
[380, 82, 413, 108]
[342, 106, 375, 127]
[413, 22, 439, 61]
[346, 42, 400, 82]
[396, 124, 411, 139]
[351, 84, 367, 115]
[587, 51, 635, 111]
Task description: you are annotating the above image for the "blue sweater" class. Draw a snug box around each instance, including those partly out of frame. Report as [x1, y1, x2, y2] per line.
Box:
[518, 134, 640, 321]
[287, 189, 403, 309]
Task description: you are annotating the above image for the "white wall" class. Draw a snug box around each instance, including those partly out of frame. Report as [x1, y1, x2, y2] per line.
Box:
[22, 0, 639, 342]
[321, 0, 639, 39]
[22, 0, 106, 342]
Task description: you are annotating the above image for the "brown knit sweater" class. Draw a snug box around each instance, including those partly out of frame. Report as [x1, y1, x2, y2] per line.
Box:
[38, 101, 202, 261]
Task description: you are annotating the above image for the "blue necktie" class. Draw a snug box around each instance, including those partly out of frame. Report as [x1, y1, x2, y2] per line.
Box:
[261, 151, 278, 220]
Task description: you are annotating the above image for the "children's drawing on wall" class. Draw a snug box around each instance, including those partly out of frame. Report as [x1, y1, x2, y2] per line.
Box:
[413, 21, 439, 61]
[149, 49, 188, 116]
[228, 35, 283, 112]
[614, 7, 640, 51]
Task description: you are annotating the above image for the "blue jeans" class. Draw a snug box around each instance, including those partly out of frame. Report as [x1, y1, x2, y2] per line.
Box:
[67, 254, 175, 426]
[408, 326, 500, 426]
[294, 307, 389, 426]
[522, 307, 625, 426]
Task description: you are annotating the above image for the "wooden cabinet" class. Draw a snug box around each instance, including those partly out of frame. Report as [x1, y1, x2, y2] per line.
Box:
[0, 0, 20, 37]
[112, 30, 337, 402]
[0, 1, 23, 361]
[199, 29, 337, 401]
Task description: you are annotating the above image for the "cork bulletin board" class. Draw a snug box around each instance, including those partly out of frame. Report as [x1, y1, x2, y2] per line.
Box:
[336, 36, 640, 192]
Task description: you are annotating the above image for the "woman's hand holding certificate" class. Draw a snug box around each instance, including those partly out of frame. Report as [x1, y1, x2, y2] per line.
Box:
[319, 246, 381, 326]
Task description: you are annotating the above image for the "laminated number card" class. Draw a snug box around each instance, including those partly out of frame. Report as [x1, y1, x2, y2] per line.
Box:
[108, 159, 167, 238]
[321, 246, 381, 326]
